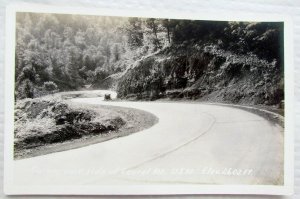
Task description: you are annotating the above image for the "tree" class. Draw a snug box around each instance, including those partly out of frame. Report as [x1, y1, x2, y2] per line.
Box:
[22, 79, 34, 98]
[145, 18, 161, 49]
[112, 43, 121, 61]
[161, 19, 171, 43]
[94, 67, 109, 81]
[127, 17, 143, 48]
[74, 30, 86, 50]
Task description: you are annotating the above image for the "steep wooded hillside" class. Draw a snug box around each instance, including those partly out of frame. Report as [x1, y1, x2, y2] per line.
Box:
[15, 13, 284, 106]
[116, 22, 284, 106]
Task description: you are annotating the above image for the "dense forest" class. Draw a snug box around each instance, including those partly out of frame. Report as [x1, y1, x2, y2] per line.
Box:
[15, 13, 129, 99]
[15, 13, 284, 105]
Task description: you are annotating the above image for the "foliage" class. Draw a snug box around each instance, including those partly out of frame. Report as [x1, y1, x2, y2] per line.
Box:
[16, 13, 127, 99]
[14, 98, 126, 155]
[118, 41, 284, 105]
[16, 13, 284, 105]
[43, 81, 58, 91]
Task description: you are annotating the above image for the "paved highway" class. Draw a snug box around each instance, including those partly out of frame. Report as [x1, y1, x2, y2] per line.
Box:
[11, 90, 284, 193]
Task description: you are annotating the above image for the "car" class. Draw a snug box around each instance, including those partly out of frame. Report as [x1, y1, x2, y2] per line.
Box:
[104, 93, 111, 100]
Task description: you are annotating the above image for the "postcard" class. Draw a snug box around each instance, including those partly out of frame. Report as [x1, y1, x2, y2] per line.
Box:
[4, 3, 294, 195]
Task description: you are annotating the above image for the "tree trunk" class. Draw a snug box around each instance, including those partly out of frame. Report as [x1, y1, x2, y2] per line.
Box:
[167, 26, 170, 43]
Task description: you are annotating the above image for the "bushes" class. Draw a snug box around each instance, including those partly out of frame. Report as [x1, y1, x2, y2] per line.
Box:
[14, 98, 126, 151]
[117, 41, 283, 106]
[43, 81, 58, 91]
[15, 81, 59, 99]
[16, 79, 34, 99]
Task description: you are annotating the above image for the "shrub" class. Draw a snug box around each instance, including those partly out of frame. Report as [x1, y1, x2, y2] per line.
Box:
[43, 81, 58, 91]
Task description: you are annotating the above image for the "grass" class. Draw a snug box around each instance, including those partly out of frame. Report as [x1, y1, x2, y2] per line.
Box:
[14, 92, 158, 160]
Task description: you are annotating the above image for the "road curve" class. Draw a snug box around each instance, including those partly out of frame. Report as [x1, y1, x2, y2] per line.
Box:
[12, 90, 283, 189]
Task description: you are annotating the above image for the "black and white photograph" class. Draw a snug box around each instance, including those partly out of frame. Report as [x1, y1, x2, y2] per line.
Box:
[3, 4, 294, 196]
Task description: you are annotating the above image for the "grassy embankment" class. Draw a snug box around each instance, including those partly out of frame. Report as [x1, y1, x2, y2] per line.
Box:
[14, 91, 158, 159]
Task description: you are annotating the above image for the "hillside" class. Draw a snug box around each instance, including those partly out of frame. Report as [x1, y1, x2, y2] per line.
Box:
[117, 43, 283, 105]
[15, 13, 284, 107]
[116, 22, 284, 106]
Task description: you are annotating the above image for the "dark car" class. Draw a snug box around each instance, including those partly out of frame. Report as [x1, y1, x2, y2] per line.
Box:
[104, 94, 111, 100]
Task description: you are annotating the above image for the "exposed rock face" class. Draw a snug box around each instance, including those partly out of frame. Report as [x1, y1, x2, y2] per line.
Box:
[117, 44, 283, 105]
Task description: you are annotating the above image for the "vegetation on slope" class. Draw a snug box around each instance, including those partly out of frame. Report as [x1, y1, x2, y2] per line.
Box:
[15, 13, 128, 99]
[15, 13, 284, 105]
[14, 14, 284, 159]
[14, 93, 158, 159]
[117, 21, 284, 106]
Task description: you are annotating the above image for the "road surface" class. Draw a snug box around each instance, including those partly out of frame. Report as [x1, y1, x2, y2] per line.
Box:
[10, 90, 283, 192]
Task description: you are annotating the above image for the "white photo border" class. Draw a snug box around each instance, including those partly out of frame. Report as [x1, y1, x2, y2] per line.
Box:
[4, 3, 295, 195]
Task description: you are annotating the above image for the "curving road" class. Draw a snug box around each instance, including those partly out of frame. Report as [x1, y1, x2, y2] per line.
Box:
[11, 90, 284, 192]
